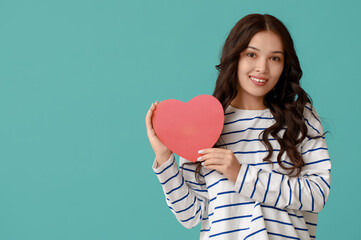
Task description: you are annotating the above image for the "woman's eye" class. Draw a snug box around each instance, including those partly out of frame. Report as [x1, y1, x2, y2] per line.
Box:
[271, 56, 281, 62]
[247, 53, 256, 57]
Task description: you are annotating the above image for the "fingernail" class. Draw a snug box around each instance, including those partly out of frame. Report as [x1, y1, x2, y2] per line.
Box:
[201, 162, 204, 166]
[197, 157, 202, 161]
[198, 150, 203, 154]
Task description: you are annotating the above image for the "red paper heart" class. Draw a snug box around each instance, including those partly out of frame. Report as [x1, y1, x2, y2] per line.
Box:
[152, 95, 224, 162]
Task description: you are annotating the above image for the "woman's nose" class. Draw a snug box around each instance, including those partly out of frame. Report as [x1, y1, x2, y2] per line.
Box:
[255, 58, 269, 73]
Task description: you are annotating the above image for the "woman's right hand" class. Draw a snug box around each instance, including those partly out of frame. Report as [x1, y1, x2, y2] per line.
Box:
[145, 101, 173, 166]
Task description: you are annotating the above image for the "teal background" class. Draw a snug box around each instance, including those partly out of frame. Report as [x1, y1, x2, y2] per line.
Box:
[0, 0, 359, 239]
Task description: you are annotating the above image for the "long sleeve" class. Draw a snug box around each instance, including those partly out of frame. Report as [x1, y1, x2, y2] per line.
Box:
[152, 154, 209, 229]
[233, 105, 331, 213]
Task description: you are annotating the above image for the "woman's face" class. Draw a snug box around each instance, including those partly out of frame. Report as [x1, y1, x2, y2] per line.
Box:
[235, 30, 284, 108]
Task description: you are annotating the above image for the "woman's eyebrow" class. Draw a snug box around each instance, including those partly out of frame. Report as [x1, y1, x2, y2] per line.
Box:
[247, 46, 284, 55]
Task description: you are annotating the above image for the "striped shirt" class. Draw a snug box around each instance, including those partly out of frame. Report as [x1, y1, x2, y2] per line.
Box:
[152, 103, 331, 240]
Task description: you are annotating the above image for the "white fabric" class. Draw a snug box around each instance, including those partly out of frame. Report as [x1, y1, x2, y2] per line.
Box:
[152, 104, 331, 240]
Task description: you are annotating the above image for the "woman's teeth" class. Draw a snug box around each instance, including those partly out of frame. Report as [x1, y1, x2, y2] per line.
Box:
[250, 76, 266, 82]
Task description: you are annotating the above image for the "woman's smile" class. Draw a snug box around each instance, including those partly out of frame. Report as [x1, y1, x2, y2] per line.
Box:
[249, 75, 268, 86]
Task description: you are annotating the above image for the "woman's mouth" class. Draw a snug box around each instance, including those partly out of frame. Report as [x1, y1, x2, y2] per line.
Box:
[250, 76, 267, 86]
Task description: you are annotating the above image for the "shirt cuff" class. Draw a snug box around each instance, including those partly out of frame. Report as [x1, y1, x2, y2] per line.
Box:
[152, 153, 179, 183]
[234, 164, 251, 194]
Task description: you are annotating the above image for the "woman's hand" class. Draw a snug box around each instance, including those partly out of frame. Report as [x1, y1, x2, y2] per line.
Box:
[197, 148, 241, 183]
[145, 101, 173, 166]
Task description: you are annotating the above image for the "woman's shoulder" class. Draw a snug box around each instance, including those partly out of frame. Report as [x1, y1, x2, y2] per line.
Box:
[303, 102, 324, 136]
[303, 102, 321, 121]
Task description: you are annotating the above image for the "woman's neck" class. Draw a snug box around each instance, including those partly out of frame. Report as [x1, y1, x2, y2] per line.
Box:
[230, 93, 266, 110]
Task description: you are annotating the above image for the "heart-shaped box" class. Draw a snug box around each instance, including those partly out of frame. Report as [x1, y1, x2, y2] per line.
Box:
[152, 95, 224, 162]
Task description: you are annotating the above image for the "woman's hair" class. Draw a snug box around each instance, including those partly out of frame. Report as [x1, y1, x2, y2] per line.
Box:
[182, 13, 323, 182]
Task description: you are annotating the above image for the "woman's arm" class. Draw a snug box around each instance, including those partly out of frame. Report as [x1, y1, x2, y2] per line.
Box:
[152, 153, 209, 229]
[233, 105, 331, 212]
[146, 101, 209, 228]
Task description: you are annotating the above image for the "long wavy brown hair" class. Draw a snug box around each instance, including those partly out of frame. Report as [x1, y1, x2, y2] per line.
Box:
[182, 13, 324, 182]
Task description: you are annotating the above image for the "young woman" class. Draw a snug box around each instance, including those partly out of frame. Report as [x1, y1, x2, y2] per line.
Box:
[145, 13, 331, 240]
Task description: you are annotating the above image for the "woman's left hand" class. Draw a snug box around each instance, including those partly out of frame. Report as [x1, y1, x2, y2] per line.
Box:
[197, 148, 241, 183]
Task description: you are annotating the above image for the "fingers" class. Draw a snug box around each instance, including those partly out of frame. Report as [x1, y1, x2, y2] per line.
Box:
[197, 152, 225, 162]
[198, 148, 232, 161]
[197, 148, 233, 170]
[145, 101, 159, 134]
[198, 148, 230, 155]
[200, 158, 224, 167]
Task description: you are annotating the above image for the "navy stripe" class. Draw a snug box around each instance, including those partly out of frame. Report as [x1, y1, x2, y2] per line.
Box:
[305, 118, 320, 134]
[251, 215, 263, 222]
[268, 232, 300, 239]
[249, 160, 294, 167]
[234, 149, 280, 155]
[261, 206, 305, 219]
[298, 178, 303, 210]
[173, 196, 196, 213]
[261, 205, 286, 213]
[250, 162, 272, 166]
[209, 227, 250, 238]
[160, 171, 179, 185]
[272, 170, 282, 174]
[304, 158, 330, 166]
[274, 175, 284, 207]
[264, 218, 292, 226]
[200, 228, 210, 232]
[204, 169, 216, 177]
[306, 221, 317, 226]
[244, 228, 267, 240]
[263, 173, 272, 202]
[251, 169, 262, 198]
[185, 180, 206, 186]
[294, 227, 309, 232]
[320, 175, 331, 189]
[170, 191, 189, 204]
[191, 188, 208, 193]
[221, 127, 267, 136]
[208, 178, 228, 189]
[210, 191, 237, 202]
[238, 165, 250, 193]
[225, 111, 235, 115]
[305, 105, 321, 123]
[224, 116, 274, 125]
[181, 167, 205, 178]
[214, 201, 255, 210]
[313, 181, 326, 205]
[305, 173, 330, 189]
[306, 136, 325, 141]
[288, 213, 305, 219]
[179, 205, 202, 222]
[155, 157, 175, 175]
[218, 138, 276, 147]
[212, 215, 252, 224]
[166, 177, 184, 195]
[306, 179, 314, 211]
[301, 147, 328, 155]
[288, 180, 292, 206]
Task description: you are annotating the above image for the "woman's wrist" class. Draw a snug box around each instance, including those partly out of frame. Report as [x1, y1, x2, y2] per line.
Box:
[155, 151, 172, 167]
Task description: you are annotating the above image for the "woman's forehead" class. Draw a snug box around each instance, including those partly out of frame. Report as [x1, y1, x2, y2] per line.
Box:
[247, 31, 284, 53]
